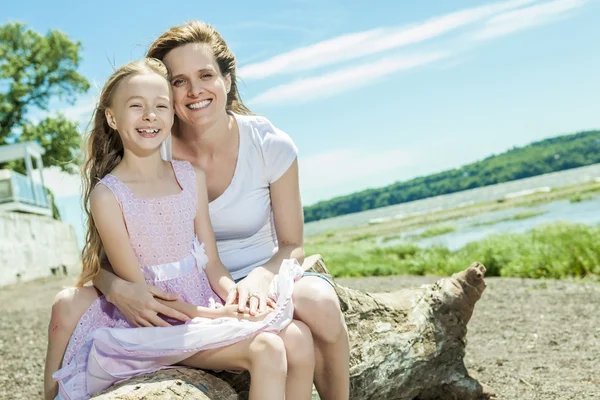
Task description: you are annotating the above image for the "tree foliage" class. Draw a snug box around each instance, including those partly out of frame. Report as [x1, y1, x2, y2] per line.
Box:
[304, 130, 600, 222]
[0, 22, 89, 172]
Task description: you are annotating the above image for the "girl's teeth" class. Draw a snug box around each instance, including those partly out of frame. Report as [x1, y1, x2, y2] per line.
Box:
[137, 129, 159, 134]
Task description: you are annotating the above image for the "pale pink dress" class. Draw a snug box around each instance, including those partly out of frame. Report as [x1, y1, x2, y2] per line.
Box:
[53, 160, 302, 400]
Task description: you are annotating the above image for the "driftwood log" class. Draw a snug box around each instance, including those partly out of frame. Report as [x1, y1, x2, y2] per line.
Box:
[94, 255, 489, 400]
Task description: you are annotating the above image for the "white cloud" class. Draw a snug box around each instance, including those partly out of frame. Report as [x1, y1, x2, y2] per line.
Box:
[27, 96, 96, 127]
[62, 97, 97, 124]
[32, 166, 82, 198]
[250, 52, 449, 105]
[473, 0, 585, 39]
[299, 148, 420, 205]
[239, 0, 536, 80]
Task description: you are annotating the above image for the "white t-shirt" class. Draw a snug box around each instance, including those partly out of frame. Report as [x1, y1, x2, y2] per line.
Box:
[163, 113, 298, 280]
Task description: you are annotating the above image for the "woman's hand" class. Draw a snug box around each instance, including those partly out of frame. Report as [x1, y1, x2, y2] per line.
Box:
[106, 280, 190, 327]
[225, 268, 274, 315]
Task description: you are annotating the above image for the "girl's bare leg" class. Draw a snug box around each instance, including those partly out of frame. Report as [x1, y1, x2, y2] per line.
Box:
[44, 286, 100, 400]
[181, 331, 287, 400]
[279, 320, 315, 400]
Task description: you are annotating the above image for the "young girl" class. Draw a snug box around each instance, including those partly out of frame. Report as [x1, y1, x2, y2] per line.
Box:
[48, 58, 315, 400]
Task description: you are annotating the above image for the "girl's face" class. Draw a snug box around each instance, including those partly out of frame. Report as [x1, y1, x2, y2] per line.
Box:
[106, 72, 174, 154]
[163, 43, 231, 128]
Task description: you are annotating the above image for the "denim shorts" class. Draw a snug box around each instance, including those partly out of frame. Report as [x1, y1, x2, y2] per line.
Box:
[234, 272, 334, 288]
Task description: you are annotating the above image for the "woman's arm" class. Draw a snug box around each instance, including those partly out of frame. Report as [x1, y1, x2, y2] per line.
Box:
[192, 166, 237, 300]
[94, 265, 190, 327]
[227, 159, 304, 314]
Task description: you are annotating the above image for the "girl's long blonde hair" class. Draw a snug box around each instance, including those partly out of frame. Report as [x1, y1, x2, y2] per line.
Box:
[77, 58, 169, 286]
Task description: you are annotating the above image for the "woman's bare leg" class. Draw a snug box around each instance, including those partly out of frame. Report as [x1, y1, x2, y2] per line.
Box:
[293, 277, 350, 400]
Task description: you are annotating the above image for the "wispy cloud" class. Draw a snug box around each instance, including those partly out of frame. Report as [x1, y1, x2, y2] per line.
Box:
[249, 52, 449, 105]
[28, 96, 96, 127]
[472, 0, 585, 40]
[62, 97, 97, 124]
[33, 166, 82, 198]
[245, 0, 587, 106]
[299, 148, 421, 205]
[239, 0, 536, 80]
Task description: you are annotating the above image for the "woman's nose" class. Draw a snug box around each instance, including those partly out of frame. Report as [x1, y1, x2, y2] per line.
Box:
[188, 80, 204, 98]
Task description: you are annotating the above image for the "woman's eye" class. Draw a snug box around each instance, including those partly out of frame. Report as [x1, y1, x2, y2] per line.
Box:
[201, 74, 213, 79]
[172, 79, 184, 86]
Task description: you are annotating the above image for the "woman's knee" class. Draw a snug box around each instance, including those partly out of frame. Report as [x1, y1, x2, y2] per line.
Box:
[293, 278, 346, 343]
[248, 332, 287, 373]
[282, 320, 315, 368]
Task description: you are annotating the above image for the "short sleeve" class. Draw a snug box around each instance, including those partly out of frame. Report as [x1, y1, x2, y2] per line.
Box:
[257, 118, 299, 184]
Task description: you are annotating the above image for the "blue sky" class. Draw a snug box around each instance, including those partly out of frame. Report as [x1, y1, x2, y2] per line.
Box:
[3, 0, 600, 245]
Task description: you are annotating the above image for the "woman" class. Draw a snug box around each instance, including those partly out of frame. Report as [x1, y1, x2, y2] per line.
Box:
[47, 21, 349, 399]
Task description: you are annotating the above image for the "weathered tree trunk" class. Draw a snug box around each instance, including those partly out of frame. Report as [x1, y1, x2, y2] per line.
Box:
[94, 256, 489, 400]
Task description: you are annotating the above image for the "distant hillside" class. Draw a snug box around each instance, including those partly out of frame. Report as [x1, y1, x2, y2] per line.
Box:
[303, 130, 600, 223]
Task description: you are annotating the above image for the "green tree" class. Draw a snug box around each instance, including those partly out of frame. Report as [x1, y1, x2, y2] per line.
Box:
[6, 114, 81, 174]
[0, 22, 89, 172]
[304, 130, 600, 223]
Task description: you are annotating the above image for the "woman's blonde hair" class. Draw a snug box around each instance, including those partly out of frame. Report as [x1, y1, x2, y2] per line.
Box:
[77, 58, 169, 286]
[147, 20, 251, 116]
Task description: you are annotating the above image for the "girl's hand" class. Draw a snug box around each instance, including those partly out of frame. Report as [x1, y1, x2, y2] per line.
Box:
[225, 268, 273, 315]
[106, 280, 190, 327]
[215, 304, 273, 322]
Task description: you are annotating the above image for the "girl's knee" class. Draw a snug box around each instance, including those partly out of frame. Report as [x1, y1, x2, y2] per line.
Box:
[49, 286, 97, 335]
[283, 321, 315, 367]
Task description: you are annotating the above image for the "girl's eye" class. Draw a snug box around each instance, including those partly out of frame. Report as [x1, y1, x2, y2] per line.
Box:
[158, 104, 169, 109]
[130, 104, 142, 108]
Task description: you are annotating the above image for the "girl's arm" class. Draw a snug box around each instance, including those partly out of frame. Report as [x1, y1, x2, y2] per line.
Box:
[155, 298, 271, 321]
[91, 185, 149, 285]
[91, 184, 228, 322]
[192, 166, 237, 300]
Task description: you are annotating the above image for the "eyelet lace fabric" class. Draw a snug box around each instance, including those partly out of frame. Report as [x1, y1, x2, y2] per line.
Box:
[52, 160, 303, 400]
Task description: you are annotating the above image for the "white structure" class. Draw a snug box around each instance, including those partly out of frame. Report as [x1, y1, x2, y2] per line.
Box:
[0, 142, 81, 286]
[0, 141, 53, 216]
[0, 211, 81, 286]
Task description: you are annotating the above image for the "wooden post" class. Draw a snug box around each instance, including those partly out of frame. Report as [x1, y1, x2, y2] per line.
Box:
[24, 147, 37, 204]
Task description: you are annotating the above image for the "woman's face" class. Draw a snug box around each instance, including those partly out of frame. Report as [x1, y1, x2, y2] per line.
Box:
[163, 43, 231, 128]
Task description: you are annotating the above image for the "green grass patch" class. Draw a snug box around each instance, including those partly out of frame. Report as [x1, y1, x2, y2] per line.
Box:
[350, 233, 376, 242]
[306, 222, 600, 279]
[570, 193, 594, 203]
[471, 210, 547, 227]
[417, 225, 457, 238]
[382, 235, 401, 243]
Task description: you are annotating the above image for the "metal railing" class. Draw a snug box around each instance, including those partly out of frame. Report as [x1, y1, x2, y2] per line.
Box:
[0, 170, 49, 208]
